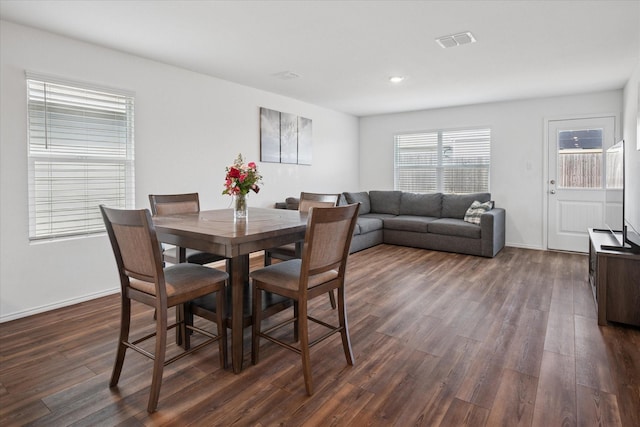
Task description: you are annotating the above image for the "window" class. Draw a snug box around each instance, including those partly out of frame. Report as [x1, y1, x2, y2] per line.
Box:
[394, 128, 490, 193]
[27, 74, 135, 241]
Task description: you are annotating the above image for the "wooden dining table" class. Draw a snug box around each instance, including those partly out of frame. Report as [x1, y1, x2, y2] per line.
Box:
[153, 207, 307, 373]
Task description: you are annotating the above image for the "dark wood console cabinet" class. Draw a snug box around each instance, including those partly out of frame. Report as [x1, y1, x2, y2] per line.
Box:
[588, 228, 640, 327]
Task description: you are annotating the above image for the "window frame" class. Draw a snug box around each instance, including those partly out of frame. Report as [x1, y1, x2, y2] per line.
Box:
[26, 73, 135, 241]
[394, 127, 491, 194]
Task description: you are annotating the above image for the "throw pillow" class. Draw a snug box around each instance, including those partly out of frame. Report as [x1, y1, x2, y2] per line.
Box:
[464, 200, 494, 224]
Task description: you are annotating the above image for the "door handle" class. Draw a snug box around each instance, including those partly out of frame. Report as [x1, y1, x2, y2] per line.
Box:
[550, 179, 555, 185]
[550, 190, 556, 195]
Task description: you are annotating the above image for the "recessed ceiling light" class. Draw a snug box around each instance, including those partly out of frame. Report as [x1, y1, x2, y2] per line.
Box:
[436, 31, 476, 48]
[389, 76, 405, 84]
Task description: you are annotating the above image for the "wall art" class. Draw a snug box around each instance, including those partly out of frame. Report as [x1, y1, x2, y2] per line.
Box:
[260, 107, 312, 164]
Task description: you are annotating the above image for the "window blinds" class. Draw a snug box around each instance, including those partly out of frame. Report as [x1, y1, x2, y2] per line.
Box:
[394, 128, 490, 194]
[26, 75, 135, 240]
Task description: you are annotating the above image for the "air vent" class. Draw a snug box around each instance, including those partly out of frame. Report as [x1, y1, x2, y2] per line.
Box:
[436, 31, 476, 48]
[272, 71, 301, 80]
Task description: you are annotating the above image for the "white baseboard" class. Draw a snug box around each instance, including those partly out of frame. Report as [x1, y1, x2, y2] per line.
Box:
[505, 242, 545, 251]
[0, 287, 119, 323]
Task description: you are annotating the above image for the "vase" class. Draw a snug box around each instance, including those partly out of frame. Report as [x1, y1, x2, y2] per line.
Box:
[234, 193, 248, 220]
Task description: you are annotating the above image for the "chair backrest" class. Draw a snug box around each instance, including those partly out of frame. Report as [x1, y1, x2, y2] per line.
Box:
[299, 203, 360, 289]
[148, 193, 201, 216]
[298, 192, 340, 213]
[100, 205, 166, 297]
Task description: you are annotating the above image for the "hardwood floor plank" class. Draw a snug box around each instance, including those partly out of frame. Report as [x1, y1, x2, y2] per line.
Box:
[532, 350, 577, 426]
[601, 325, 640, 427]
[455, 348, 504, 410]
[576, 384, 622, 427]
[0, 246, 637, 426]
[439, 397, 490, 426]
[544, 310, 575, 357]
[574, 315, 616, 393]
[485, 368, 538, 427]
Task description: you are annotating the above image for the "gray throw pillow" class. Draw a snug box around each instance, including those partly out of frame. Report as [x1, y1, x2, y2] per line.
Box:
[442, 192, 491, 219]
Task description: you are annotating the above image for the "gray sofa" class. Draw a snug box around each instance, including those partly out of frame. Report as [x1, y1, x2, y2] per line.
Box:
[277, 190, 505, 258]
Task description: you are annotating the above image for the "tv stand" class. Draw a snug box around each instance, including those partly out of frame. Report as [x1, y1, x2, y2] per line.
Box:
[588, 228, 640, 327]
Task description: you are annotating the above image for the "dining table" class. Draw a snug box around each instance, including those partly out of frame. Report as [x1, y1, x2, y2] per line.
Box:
[153, 207, 307, 373]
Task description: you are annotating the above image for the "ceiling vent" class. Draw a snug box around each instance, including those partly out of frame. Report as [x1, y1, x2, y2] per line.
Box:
[436, 31, 476, 48]
[272, 71, 301, 80]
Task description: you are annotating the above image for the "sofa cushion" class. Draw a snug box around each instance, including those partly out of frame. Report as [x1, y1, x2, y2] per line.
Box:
[369, 190, 402, 215]
[384, 215, 438, 233]
[464, 200, 494, 224]
[399, 192, 442, 217]
[441, 193, 491, 219]
[428, 218, 481, 239]
[343, 192, 371, 215]
[355, 215, 385, 235]
[285, 197, 300, 210]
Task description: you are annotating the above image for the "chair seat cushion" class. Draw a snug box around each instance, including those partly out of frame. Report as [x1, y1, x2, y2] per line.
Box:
[130, 263, 228, 305]
[163, 246, 225, 265]
[250, 259, 338, 292]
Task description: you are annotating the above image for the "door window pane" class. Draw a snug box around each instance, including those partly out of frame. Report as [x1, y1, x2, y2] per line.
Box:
[557, 129, 602, 189]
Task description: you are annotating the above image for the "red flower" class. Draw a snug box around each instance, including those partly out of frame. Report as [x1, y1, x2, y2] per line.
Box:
[228, 167, 241, 178]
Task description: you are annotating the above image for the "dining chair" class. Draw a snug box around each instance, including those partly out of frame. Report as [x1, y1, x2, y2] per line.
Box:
[100, 205, 228, 413]
[264, 192, 340, 266]
[264, 192, 341, 309]
[148, 193, 226, 266]
[250, 203, 360, 395]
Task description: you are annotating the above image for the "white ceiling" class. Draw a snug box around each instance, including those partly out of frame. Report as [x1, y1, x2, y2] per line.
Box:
[1, 0, 639, 117]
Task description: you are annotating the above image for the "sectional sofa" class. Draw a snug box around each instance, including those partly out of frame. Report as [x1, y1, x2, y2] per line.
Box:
[276, 190, 505, 258]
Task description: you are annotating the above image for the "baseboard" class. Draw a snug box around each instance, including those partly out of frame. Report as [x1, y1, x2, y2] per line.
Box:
[0, 287, 119, 323]
[504, 242, 545, 251]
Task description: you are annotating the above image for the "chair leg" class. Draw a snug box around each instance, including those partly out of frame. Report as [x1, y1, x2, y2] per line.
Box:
[216, 288, 228, 369]
[182, 304, 192, 350]
[147, 304, 168, 413]
[264, 250, 272, 266]
[110, 297, 131, 387]
[328, 290, 337, 309]
[293, 301, 299, 342]
[337, 286, 355, 365]
[251, 282, 263, 365]
[298, 300, 313, 396]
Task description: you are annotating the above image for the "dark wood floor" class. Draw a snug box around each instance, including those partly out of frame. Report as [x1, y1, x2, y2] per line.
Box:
[1, 245, 639, 426]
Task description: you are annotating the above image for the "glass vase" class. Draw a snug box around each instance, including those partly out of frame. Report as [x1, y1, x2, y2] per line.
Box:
[234, 193, 248, 220]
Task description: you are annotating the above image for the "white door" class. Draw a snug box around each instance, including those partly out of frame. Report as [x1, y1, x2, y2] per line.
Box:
[547, 117, 616, 252]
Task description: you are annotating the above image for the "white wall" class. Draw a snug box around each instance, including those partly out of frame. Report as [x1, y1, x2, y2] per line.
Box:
[0, 21, 359, 322]
[359, 91, 623, 250]
[622, 60, 640, 232]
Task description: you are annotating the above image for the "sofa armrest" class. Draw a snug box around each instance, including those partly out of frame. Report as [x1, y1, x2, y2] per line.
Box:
[480, 208, 505, 257]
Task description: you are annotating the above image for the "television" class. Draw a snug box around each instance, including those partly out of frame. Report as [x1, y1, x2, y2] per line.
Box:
[602, 140, 640, 253]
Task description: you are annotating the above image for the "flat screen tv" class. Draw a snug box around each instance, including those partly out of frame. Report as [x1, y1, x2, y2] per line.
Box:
[602, 140, 640, 252]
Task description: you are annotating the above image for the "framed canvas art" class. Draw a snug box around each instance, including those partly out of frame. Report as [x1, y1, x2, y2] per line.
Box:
[259, 107, 312, 164]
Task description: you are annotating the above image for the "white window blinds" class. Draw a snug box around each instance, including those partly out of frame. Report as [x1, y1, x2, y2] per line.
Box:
[394, 128, 490, 193]
[26, 74, 135, 240]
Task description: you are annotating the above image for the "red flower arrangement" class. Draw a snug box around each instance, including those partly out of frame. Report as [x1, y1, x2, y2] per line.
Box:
[222, 153, 262, 196]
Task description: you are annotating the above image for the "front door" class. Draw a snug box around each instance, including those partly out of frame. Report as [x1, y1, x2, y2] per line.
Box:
[547, 116, 616, 252]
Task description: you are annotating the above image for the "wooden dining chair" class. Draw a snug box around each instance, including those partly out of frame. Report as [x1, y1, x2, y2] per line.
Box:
[265, 192, 341, 309]
[264, 192, 340, 266]
[148, 193, 226, 266]
[100, 205, 228, 413]
[250, 203, 360, 395]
